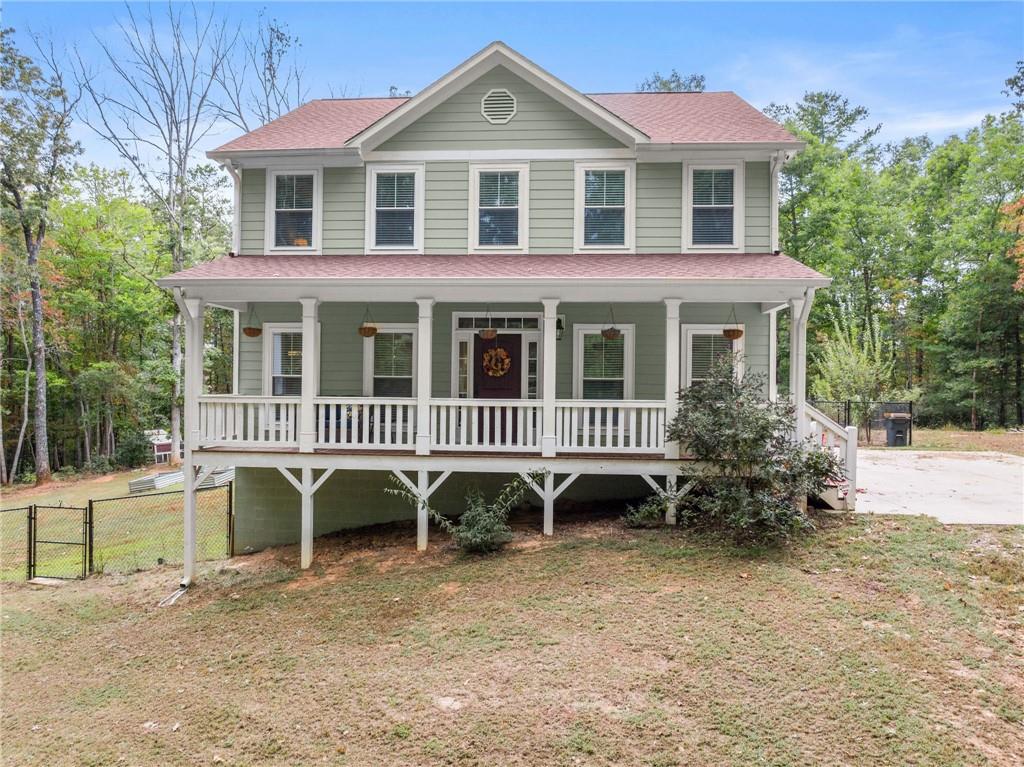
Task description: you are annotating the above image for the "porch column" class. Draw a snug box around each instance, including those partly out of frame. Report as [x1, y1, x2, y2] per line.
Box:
[663, 299, 682, 459]
[181, 295, 204, 586]
[415, 299, 435, 456]
[768, 309, 778, 402]
[300, 466, 313, 568]
[788, 289, 815, 441]
[541, 298, 559, 457]
[417, 469, 429, 550]
[298, 298, 319, 452]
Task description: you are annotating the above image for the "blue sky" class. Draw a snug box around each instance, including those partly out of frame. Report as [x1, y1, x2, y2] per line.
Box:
[7, 1, 1023, 167]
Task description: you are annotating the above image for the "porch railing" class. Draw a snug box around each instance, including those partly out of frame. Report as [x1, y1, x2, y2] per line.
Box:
[315, 398, 417, 450]
[555, 400, 666, 453]
[197, 395, 301, 448]
[430, 399, 542, 452]
[804, 402, 858, 507]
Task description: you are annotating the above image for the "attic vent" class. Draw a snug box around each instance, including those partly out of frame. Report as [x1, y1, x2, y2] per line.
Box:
[481, 88, 517, 124]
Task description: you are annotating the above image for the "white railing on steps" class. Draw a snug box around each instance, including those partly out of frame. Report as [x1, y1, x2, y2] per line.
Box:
[804, 403, 858, 508]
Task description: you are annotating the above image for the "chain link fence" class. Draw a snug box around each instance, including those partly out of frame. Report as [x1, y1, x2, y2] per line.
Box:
[810, 400, 914, 446]
[0, 484, 231, 581]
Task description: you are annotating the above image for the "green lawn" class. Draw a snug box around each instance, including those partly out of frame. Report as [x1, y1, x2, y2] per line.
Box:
[1, 512, 1021, 766]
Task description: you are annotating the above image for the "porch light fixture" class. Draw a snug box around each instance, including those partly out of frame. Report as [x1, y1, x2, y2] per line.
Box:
[601, 305, 621, 341]
[241, 303, 262, 338]
[556, 316, 564, 341]
[723, 305, 744, 341]
[357, 305, 378, 338]
[479, 305, 498, 340]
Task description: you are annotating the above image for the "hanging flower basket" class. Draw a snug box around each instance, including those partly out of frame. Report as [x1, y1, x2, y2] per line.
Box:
[357, 305, 378, 337]
[242, 326, 262, 338]
[723, 327, 744, 341]
[601, 327, 622, 341]
[478, 327, 498, 341]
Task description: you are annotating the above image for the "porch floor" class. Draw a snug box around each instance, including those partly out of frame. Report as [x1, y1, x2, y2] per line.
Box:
[198, 445, 692, 460]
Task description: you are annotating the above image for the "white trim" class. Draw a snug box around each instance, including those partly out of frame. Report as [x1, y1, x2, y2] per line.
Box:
[468, 162, 530, 254]
[361, 323, 418, 397]
[345, 42, 648, 152]
[680, 323, 745, 388]
[480, 88, 517, 124]
[264, 168, 322, 254]
[232, 310, 240, 394]
[449, 312, 543, 398]
[262, 322, 320, 396]
[682, 161, 745, 252]
[365, 163, 426, 255]
[572, 323, 636, 399]
[363, 148, 636, 162]
[573, 160, 636, 253]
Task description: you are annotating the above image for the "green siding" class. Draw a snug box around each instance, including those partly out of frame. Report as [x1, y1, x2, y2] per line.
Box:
[236, 300, 768, 399]
[529, 160, 574, 253]
[322, 167, 365, 254]
[636, 163, 682, 253]
[425, 162, 469, 253]
[239, 168, 266, 255]
[745, 161, 771, 251]
[378, 67, 626, 151]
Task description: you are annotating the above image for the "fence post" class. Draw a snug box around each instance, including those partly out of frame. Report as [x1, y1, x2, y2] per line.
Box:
[26, 505, 34, 581]
[87, 500, 94, 575]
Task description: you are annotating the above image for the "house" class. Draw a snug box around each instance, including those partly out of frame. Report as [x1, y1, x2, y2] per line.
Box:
[158, 42, 856, 585]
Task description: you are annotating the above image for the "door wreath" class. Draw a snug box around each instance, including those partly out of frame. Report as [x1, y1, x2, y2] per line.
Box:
[482, 346, 512, 377]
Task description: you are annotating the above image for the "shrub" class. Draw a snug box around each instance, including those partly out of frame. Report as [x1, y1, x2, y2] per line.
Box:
[114, 431, 153, 468]
[84, 456, 113, 475]
[667, 354, 844, 546]
[622, 495, 666, 528]
[386, 471, 545, 553]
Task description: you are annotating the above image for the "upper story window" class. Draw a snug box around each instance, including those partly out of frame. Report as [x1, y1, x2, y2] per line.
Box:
[469, 163, 529, 252]
[685, 162, 744, 250]
[266, 170, 320, 252]
[367, 164, 425, 253]
[574, 162, 634, 252]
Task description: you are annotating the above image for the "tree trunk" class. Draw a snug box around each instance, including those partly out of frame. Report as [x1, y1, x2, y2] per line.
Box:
[28, 244, 51, 484]
[81, 399, 91, 464]
[170, 314, 183, 466]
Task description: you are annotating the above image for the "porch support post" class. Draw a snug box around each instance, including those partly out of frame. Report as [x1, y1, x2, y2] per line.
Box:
[768, 309, 778, 402]
[180, 294, 204, 586]
[543, 471, 554, 536]
[416, 469, 429, 551]
[300, 466, 314, 568]
[663, 299, 682, 459]
[415, 299, 435, 456]
[541, 298, 559, 458]
[298, 298, 319, 453]
[788, 289, 814, 441]
[664, 474, 678, 525]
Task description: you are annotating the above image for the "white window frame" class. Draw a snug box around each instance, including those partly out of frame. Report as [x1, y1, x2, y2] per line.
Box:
[680, 323, 745, 388]
[449, 312, 543, 399]
[572, 323, 635, 399]
[262, 322, 321, 396]
[264, 169, 322, 254]
[573, 161, 636, 253]
[468, 162, 530, 254]
[362, 323, 418, 397]
[365, 163, 425, 254]
[682, 161, 745, 252]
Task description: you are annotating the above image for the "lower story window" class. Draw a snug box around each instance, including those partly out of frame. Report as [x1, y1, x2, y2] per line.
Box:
[371, 331, 415, 397]
[574, 325, 634, 399]
[684, 325, 744, 386]
[270, 329, 303, 396]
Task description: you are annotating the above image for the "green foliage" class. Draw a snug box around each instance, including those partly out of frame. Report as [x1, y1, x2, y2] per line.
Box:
[637, 69, 705, 93]
[114, 431, 152, 469]
[622, 495, 666, 529]
[666, 356, 844, 546]
[385, 472, 545, 553]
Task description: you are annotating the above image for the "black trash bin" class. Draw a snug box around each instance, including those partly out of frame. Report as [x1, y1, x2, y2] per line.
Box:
[883, 413, 911, 447]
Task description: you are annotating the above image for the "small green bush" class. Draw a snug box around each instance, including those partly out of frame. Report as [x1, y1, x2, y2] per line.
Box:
[667, 354, 845, 546]
[83, 456, 113, 475]
[114, 431, 153, 468]
[386, 471, 545, 553]
[622, 495, 666, 528]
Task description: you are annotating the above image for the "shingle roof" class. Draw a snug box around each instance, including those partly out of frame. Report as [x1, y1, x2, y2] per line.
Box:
[159, 253, 827, 285]
[210, 92, 797, 154]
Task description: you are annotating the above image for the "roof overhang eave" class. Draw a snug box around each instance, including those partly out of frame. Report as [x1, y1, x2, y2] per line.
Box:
[206, 147, 363, 162]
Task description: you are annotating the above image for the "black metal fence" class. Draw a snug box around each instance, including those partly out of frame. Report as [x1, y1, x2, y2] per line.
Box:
[809, 400, 914, 445]
[0, 483, 232, 581]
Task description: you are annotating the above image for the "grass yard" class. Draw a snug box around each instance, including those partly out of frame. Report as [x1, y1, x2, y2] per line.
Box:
[909, 428, 1024, 457]
[1, 512, 1022, 766]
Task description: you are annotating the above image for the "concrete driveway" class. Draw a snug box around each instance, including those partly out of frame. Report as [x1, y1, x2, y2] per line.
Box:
[856, 450, 1023, 525]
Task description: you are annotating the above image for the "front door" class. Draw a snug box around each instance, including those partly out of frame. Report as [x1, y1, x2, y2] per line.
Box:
[474, 334, 521, 444]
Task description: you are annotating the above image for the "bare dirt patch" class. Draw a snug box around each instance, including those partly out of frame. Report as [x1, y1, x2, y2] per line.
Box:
[2, 514, 1022, 766]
